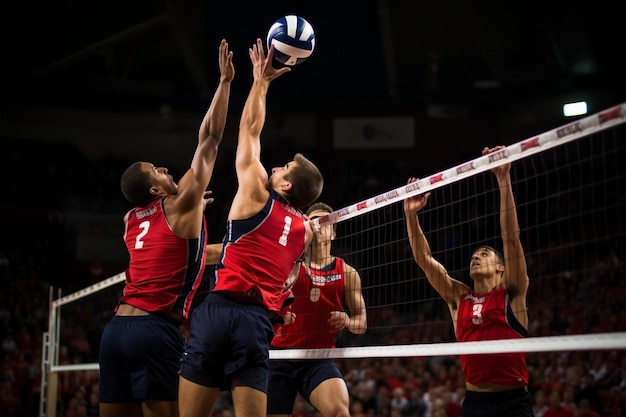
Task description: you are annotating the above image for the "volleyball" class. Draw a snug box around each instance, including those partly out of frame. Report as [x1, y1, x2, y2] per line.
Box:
[266, 15, 316, 66]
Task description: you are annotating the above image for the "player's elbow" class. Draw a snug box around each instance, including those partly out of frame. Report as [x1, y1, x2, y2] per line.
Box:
[205, 131, 223, 147]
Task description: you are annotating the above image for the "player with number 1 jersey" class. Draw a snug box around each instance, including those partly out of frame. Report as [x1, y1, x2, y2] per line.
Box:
[213, 189, 307, 313]
[178, 38, 324, 417]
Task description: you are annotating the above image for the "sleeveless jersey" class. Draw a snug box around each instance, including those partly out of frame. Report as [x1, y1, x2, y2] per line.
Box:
[213, 190, 307, 313]
[456, 285, 529, 386]
[120, 197, 207, 319]
[272, 258, 346, 349]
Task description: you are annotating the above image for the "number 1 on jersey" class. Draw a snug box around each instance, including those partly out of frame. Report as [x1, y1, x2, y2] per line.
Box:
[278, 216, 292, 246]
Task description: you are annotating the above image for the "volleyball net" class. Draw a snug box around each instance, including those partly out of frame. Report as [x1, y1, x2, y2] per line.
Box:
[41, 102, 626, 414]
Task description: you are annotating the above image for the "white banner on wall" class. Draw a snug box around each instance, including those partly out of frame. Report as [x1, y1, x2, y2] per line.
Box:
[333, 116, 414, 149]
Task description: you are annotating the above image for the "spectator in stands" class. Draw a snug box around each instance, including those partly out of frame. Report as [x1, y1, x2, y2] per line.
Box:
[544, 391, 574, 417]
[533, 389, 549, 417]
[576, 398, 600, 417]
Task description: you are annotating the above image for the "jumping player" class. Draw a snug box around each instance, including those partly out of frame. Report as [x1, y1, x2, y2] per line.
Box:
[98, 39, 234, 417]
[178, 38, 324, 417]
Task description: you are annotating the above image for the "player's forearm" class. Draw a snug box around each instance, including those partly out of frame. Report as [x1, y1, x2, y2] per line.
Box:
[199, 80, 231, 145]
[499, 176, 521, 242]
[406, 215, 432, 269]
[239, 79, 269, 138]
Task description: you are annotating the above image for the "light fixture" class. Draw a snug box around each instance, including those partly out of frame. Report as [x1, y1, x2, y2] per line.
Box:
[563, 101, 588, 117]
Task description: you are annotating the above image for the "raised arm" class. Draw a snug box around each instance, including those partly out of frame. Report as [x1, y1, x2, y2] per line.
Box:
[228, 39, 290, 220]
[403, 178, 468, 308]
[169, 40, 233, 235]
[483, 146, 529, 325]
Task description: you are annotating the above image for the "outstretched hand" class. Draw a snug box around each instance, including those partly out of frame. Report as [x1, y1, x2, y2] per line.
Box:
[482, 146, 511, 181]
[218, 39, 234, 83]
[403, 177, 431, 216]
[202, 190, 214, 211]
[249, 38, 291, 82]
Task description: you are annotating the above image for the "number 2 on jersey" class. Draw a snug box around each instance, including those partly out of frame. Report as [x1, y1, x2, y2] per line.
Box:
[135, 221, 150, 249]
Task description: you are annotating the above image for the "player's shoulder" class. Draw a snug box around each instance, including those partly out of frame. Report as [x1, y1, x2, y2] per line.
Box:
[341, 259, 359, 276]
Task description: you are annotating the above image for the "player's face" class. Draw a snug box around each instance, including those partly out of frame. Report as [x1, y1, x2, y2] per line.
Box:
[469, 248, 500, 276]
[308, 210, 334, 243]
[146, 163, 177, 194]
[268, 160, 297, 189]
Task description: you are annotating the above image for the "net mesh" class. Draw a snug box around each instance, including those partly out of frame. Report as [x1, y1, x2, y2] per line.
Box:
[42, 103, 626, 415]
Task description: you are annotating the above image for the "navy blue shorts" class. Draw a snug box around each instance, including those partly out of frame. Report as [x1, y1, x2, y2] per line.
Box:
[267, 359, 343, 414]
[99, 314, 184, 402]
[463, 387, 534, 417]
[180, 293, 274, 393]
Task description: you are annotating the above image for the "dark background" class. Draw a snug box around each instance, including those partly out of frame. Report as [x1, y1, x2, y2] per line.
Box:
[3, 0, 625, 113]
[0, 5, 625, 416]
[1, 0, 625, 286]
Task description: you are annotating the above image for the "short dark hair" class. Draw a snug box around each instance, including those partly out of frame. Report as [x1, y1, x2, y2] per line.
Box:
[471, 245, 504, 264]
[306, 202, 333, 216]
[120, 162, 154, 207]
[283, 153, 323, 209]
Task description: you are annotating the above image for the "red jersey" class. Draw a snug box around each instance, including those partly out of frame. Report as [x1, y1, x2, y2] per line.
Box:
[456, 285, 529, 386]
[272, 257, 346, 349]
[213, 191, 307, 313]
[120, 197, 206, 319]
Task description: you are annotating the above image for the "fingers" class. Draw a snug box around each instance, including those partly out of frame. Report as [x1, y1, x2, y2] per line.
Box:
[247, 38, 292, 80]
[249, 39, 265, 60]
[329, 311, 347, 330]
[275, 66, 292, 77]
[203, 190, 214, 206]
[218, 39, 235, 81]
[256, 38, 265, 60]
[482, 145, 505, 155]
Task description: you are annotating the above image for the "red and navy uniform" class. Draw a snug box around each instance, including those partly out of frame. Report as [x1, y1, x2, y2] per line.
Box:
[181, 191, 308, 393]
[272, 258, 346, 349]
[267, 257, 349, 415]
[120, 196, 207, 318]
[456, 285, 529, 386]
[213, 190, 307, 313]
[100, 195, 207, 403]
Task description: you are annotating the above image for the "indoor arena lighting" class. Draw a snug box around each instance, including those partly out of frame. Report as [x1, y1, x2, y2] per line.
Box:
[563, 101, 588, 117]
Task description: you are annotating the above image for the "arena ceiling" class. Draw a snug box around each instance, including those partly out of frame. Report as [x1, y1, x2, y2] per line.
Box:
[3, 0, 625, 113]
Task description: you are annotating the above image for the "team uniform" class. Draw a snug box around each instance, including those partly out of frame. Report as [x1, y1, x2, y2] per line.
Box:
[456, 285, 534, 416]
[267, 257, 347, 414]
[99, 196, 207, 402]
[180, 190, 308, 393]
